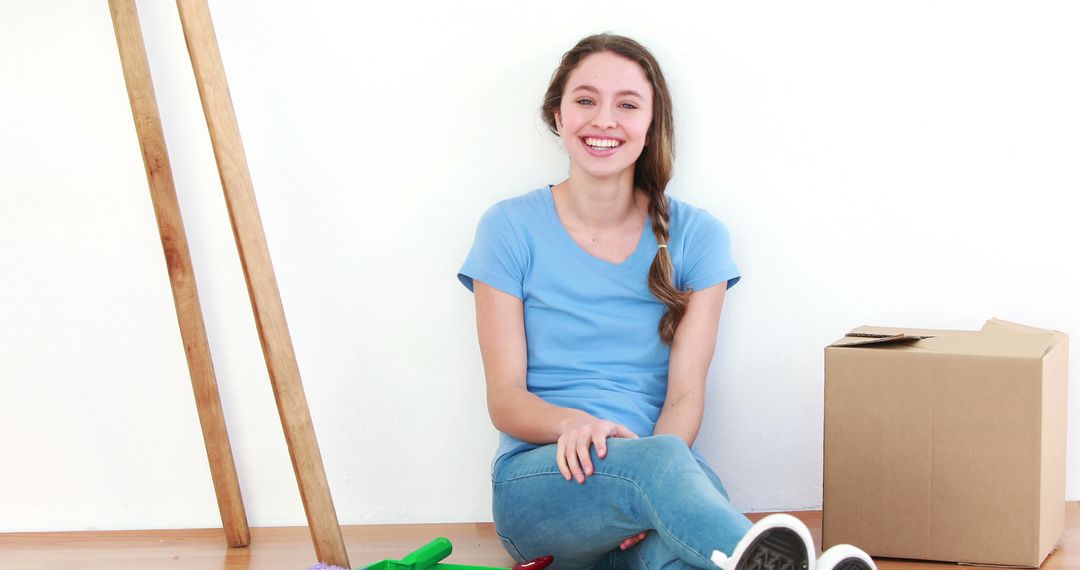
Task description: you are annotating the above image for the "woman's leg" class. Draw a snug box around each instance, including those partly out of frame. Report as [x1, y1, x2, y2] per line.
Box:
[617, 531, 700, 570]
[492, 435, 753, 570]
[615, 453, 740, 570]
[694, 455, 732, 501]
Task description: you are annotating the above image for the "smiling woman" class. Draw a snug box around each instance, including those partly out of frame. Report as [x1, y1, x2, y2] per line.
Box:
[456, 34, 874, 570]
[552, 52, 652, 180]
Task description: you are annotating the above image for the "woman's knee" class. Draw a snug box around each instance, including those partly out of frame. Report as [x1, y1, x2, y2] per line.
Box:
[646, 434, 692, 457]
[606, 434, 694, 467]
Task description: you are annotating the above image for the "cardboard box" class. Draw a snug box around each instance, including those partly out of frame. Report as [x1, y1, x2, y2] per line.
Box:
[823, 318, 1068, 567]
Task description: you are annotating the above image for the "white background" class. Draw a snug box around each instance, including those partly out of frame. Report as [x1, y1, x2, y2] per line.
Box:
[1, 1, 1077, 531]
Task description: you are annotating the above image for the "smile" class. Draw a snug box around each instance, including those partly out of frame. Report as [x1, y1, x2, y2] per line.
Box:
[582, 137, 623, 151]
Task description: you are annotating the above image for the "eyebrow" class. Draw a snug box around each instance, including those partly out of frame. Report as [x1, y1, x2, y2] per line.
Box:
[570, 85, 645, 99]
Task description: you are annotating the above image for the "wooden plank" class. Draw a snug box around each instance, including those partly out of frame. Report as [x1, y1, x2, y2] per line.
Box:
[172, 0, 348, 566]
[3, 508, 1079, 569]
[107, 0, 249, 548]
[0, 523, 513, 569]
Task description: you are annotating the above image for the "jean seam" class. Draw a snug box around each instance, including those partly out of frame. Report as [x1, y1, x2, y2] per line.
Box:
[632, 543, 652, 570]
[493, 469, 564, 485]
[494, 528, 528, 563]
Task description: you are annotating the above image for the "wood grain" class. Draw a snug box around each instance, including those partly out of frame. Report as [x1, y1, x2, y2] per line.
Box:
[1, 506, 1077, 569]
[107, 0, 249, 548]
[172, 0, 347, 566]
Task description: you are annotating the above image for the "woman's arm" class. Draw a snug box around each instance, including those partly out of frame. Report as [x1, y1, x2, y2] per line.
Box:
[474, 280, 584, 441]
[474, 280, 637, 483]
[653, 283, 728, 447]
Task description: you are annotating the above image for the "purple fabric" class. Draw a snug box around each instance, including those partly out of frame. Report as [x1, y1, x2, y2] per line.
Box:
[306, 563, 350, 570]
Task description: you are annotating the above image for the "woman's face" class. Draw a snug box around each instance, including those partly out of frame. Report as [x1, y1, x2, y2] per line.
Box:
[555, 52, 654, 182]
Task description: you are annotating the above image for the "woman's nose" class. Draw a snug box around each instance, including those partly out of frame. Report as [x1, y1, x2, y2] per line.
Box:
[591, 105, 616, 129]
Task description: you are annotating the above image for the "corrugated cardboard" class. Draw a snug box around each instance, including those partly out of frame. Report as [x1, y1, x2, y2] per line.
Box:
[823, 318, 1068, 567]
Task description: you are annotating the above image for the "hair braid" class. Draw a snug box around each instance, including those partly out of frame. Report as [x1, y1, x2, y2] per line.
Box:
[642, 184, 691, 346]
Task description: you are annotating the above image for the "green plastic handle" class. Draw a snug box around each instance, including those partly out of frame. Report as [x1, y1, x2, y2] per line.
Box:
[400, 537, 453, 569]
[432, 564, 507, 570]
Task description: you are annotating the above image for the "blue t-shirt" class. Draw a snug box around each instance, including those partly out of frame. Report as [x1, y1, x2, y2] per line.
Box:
[458, 186, 740, 462]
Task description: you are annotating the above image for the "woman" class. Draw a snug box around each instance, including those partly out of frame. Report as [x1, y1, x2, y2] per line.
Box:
[458, 33, 874, 570]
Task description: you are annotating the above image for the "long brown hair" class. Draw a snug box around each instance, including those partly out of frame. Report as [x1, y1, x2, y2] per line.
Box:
[541, 34, 689, 346]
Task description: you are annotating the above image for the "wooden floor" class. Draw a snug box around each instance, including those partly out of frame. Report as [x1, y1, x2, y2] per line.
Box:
[2, 505, 1078, 569]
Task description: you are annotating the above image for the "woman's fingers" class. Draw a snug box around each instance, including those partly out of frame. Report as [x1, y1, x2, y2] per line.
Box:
[555, 439, 572, 481]
[555, 418, 635, 483]
[560, 434, 586, 483]
[613, 424, 639, 439]
[593, 431, 607, 459]
[576, 438, 593, 480]
[567, 445, 584, 483]
[619, 531, 649, 550]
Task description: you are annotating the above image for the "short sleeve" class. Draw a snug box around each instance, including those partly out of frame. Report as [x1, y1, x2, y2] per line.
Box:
[681, 211, 741, 292]
[457, 204, 527, 300]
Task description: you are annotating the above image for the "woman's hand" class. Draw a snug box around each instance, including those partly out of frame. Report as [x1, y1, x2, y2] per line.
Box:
[619, 531, 649, 550]
[556, 417, 638, 483]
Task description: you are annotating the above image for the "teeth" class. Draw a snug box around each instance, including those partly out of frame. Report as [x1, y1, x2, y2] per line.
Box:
[585, 137, 621, 149]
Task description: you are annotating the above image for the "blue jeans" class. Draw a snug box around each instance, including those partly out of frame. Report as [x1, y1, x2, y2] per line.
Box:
[492, 435, 754, 570]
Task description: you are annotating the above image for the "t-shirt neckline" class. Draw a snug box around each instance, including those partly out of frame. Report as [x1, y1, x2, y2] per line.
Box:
[542, 185, 655, 272]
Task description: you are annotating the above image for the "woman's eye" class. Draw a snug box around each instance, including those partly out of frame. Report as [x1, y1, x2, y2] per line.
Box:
[574, 98, 636, 109]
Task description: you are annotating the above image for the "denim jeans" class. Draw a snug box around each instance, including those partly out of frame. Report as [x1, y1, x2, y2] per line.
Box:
[492, 435, 754, 570]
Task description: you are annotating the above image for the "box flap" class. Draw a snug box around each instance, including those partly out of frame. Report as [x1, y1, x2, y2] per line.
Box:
[847, 324, 965, 338]
[982, 318, 1052, 335]
[828, 325, 937, 348]
[831, 320, 1057, 358]
[983, 318, 1068, 355]
[916, 331, 1052, 359]
[830, 333, 930, 348]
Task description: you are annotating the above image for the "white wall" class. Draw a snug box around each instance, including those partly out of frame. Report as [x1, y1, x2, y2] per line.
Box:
[1, 1, 1077, 532]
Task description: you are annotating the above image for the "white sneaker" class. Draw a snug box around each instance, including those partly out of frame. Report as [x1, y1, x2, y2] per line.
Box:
[710, 513, 815, 570]
[817, 544, 876, 570]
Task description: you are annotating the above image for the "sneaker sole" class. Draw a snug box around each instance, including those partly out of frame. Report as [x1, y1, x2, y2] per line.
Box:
[817, 543, 876, 570]
[735, 527, 810, 570]
[828, 559, 872, 570]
